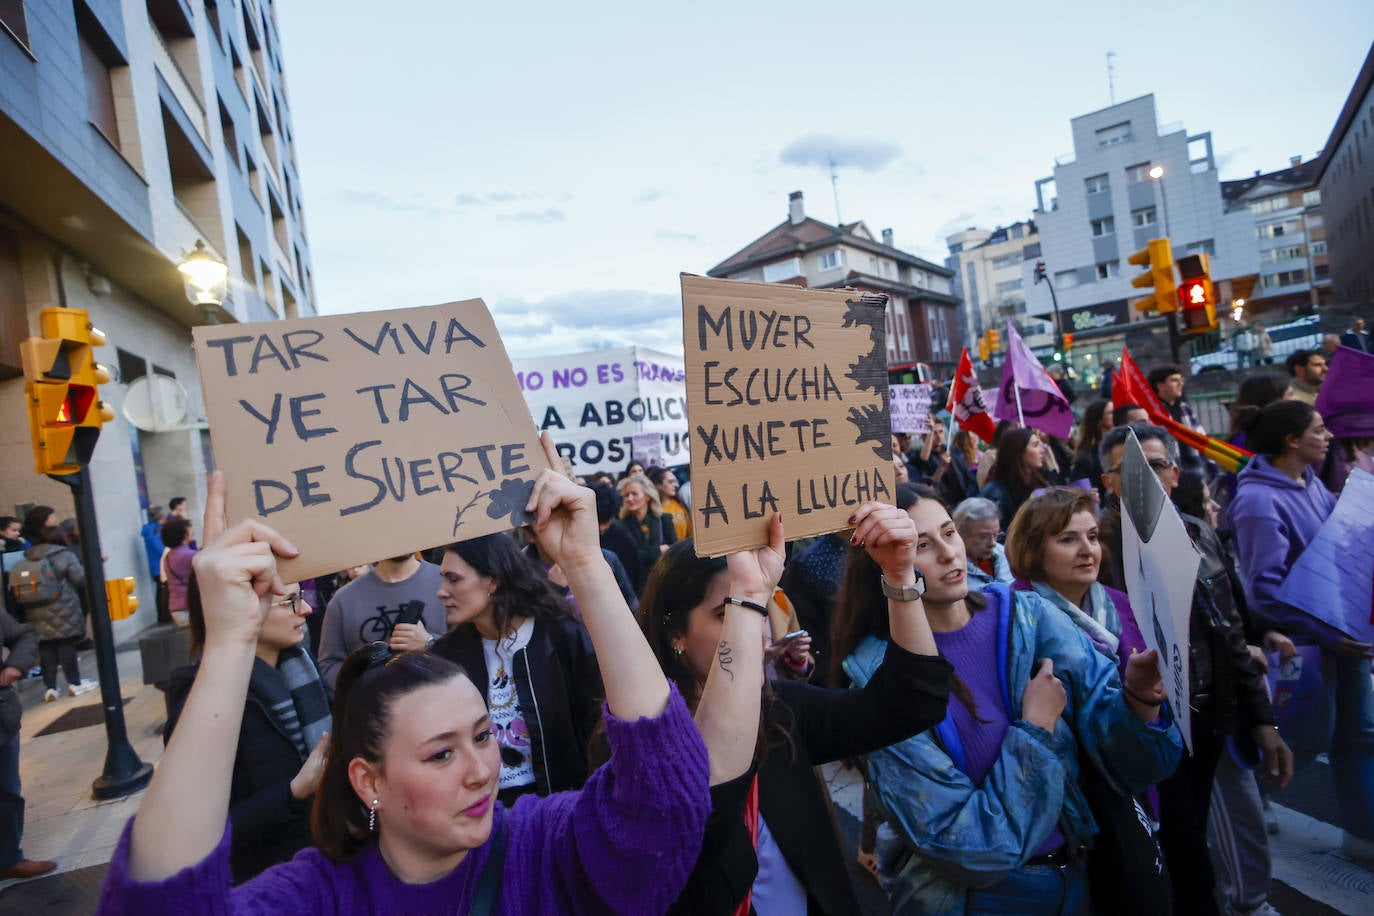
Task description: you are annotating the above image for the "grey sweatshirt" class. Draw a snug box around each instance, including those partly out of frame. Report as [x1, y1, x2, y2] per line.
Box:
[316, 562, 447, 689]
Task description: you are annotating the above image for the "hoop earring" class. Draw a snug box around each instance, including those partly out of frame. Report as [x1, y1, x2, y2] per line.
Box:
[369, 799, 379, 833]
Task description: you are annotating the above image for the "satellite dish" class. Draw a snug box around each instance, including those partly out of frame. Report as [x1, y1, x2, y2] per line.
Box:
[122, 375, 191, 432]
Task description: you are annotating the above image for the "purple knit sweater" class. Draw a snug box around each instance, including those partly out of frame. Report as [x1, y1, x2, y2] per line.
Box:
[96, 686, 707, 915]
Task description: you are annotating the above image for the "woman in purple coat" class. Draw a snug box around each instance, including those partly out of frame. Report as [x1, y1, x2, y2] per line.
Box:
[1006, 487, 1148, 672]
[96, 435, 711, 915]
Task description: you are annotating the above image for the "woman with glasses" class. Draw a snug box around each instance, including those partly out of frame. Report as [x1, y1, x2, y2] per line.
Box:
[164, 576, 331, 882]
[98, 434, 710, 914]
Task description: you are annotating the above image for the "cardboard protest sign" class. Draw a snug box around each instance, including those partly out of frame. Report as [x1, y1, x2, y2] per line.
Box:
[1277, 468, 1374, 643]
[890, 384, 933, 434]
[193, 300, 550, 582]
[681, 274, 895, 556]
[1118, 430, 1198, 752]
[511, 346, 688, 474]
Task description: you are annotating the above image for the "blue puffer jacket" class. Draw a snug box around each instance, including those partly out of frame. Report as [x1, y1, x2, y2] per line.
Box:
[843, 584, 1182, 915]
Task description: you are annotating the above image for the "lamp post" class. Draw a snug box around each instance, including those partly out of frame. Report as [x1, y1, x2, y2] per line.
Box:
[177, 240, 229, 319]
[1148, 166, 1182, 362]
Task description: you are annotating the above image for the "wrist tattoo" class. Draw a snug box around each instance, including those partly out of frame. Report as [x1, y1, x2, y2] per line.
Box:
[717, 640, 735, 681]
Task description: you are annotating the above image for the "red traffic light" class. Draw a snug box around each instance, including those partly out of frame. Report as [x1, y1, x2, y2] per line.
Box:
[1180, 279, 1208, 306]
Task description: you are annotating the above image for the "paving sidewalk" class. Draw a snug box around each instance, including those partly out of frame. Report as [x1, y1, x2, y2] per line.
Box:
[0, 646, 166, 912]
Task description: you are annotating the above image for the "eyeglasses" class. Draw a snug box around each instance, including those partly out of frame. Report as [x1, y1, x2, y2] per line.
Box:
[274, 591, 303, 613]
[1105, 458, 1176, 475]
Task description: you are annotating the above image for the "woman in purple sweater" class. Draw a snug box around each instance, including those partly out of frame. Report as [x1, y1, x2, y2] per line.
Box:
[1005, 488, 1147, 672]
[97, 435, 710, 915]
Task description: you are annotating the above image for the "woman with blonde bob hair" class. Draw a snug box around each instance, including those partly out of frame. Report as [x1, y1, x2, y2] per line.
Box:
[615, 473, 677, 592]
[1004, 488, 1147, 672]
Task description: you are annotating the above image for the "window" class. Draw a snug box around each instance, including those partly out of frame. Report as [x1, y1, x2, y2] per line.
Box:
[218, 96, 239, 168]
[1131, 207, 1157, 228]
[995, 279, 1023, 295]
[1257, 219, 1302, 240]
[1054, 270, 1079, 289]
[1, 0, 30, 49]
[1185, 239, 1215, 256]
[205, 0, 222, 45]
[76, 6, 126, 146]
[1315, 263, 1329, 279]
[1096, 260, 1120, 280]
[1095, 122, 1132, 147]
[1259, 246, 1304, 263]
[236, 225, 254, 282]
[1311, 240, 1327, 255]
[992, 252, 1021, 269]
[762, 257, 801, 282]
[1261, 269, 1307, 289]
[1091, 217, 1115, 237]
[1249, 195, 1291, 215]
[1303, 189, 1322, 207]
[1126, 162, 1153, 183]
[1085, 174, 1110, 194]
[818, 250, 844, 271]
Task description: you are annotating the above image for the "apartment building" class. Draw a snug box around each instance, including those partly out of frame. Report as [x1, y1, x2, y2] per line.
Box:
[0, 0, 316, 636]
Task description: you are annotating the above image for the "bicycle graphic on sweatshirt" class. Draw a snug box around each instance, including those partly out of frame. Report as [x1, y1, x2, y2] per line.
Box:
[357, 600, 427, 644]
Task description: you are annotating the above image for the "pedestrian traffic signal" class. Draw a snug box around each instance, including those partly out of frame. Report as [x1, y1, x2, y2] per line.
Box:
[1176, 253, 1217, 335]
[1128, 238, 1177, 314]
[105, 577, 138, 621]
[1033, 261, 1047, 283]
[20, 308, 114, 475]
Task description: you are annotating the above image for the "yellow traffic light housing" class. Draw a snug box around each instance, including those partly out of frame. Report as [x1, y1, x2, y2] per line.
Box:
[978, 337, 990, 362]
[20, 307, 113, 475]
[1177, 253, 1217, 335]
[1129, 238, 1178, 314]
[988, 327, 1001, 352]
[105, 577, 139, 621]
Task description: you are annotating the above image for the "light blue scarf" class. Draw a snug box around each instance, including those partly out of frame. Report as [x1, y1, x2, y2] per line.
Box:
[1030, 580, 1122, 659]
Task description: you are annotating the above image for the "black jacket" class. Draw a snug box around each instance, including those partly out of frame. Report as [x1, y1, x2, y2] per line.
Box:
[1099, 507, 1274, 738]
[432, 615, 604, 797]
[670, 643, 953, 915]
[166, 660, 313, 883]
[1, 610, 38, 744]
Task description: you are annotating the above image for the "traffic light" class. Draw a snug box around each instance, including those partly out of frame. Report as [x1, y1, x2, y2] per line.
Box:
[105, 577, 138, 621]
[978, 337, 990, 362]
[1034, 261, 1047, 283]
[1063, 333, 1074, 351]
[988, 327, 1001, 352]
[1128, 238, 1177, 314]
[20, 307, 114, 475]
[1176, 253, 1217, 335]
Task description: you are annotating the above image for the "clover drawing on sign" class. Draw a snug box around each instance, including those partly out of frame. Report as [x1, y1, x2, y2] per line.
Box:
[485, 478, 535, 526]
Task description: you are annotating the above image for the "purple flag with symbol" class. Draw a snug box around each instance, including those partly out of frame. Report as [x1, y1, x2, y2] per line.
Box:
[992, 321, 1074, 439]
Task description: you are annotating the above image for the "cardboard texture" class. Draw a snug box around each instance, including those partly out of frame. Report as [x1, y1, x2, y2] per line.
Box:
[680, 274, 894, 556]
[192, 300, 551, 582]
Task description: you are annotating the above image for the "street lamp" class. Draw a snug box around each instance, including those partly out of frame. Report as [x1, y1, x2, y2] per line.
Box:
[177, 240, 229, 314]
[1148, 165, 1171, 238]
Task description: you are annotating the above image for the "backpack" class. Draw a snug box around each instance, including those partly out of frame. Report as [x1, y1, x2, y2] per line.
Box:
[9, 550, 62, 607]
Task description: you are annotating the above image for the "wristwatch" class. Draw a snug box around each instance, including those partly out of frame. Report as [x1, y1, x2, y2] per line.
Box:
[880, 571, 926, 601]
[425, 633, 438, 650]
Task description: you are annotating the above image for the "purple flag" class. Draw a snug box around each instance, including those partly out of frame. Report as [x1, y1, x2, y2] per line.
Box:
[1315, 345, 1374, 439]
[992, 321, 1074, 440]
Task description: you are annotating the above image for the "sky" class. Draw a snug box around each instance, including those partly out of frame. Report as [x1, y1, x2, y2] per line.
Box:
[274, 1, 1373, 357]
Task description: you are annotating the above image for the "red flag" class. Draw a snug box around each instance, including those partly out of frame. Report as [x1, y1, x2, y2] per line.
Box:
[1113, 348, 1169, 419]
[947, 348, 997, 443]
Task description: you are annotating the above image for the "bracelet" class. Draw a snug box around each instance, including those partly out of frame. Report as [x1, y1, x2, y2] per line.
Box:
[722, 597, 769, 617]
[1123, 687, 1163, 708]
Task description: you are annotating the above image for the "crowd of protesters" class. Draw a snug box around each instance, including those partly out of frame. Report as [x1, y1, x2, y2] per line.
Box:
[0, 334, 1362, 912]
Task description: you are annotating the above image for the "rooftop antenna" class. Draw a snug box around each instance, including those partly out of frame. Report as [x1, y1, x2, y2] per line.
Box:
[1107, 51, 1117, 105]
[828, 151, 842, 225]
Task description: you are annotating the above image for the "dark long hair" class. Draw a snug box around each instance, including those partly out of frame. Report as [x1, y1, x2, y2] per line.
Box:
[1228, 375, 1285, 438]
[1075, 399, 1111, 461]
[20, 505, 54, 544]
[637, 538, 792, 762]
[445, 533, 572, 637]
[1237, 399, 1317, 458]
[829, 485, 985, 718]
[991, 427, 1048, 502]
[312, 648, 470, 861]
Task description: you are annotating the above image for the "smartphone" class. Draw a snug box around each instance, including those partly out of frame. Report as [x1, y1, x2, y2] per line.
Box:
[393, 600, 426, 628]
[772, 629, 808, 649]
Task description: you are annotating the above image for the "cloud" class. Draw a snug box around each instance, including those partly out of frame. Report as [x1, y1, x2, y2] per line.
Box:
[1215, 146, 1249, 174]
[496, 208, 566, 224]
[779, 134, 902, 172]
[336, 189, 435, 214]
[934, 212, 978, 242]
[454, 190, 555, 208]
[636, 189, 664, 203]
[654, 229, 697, 242]
[491, 289, 687, 356]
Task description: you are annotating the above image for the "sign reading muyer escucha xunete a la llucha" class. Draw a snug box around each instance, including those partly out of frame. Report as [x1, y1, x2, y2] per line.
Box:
[192, 300, 552, 583]
[681, 274, 896, 556]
